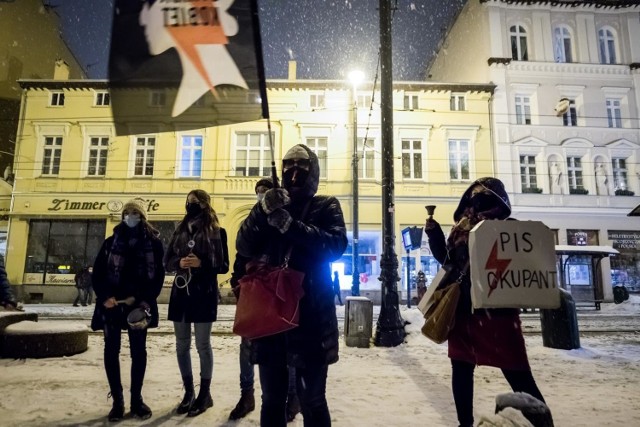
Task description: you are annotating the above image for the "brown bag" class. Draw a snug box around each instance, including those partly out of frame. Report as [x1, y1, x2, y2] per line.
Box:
[421, 280, 461, 344]
[233, 261, 305, 339]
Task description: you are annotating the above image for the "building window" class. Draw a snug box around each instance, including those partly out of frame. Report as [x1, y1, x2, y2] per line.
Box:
[554, 26, 573, 63]
[401, 139, 423, 179]
[179, 135, 202, 178]
[305, 137, 327, 178]
[611, 158, 628, 191]
[310, 94, 325, 109]
[598, 28, 617, 64]
[50, 91, 65, 106]
[134, 136, 155, 176]
[24, 220, 106, 284]
[150, 91, 166, 107]
[404, 94, 419, 110]
[562, 99, 577, 126]
[450, 93, 465, 111]
[606, 99, 622, 128]
[449, 139, 469, 181]
[567, 156, 584, 191]
[357, 94, 372, 109]
[357, 137, 375, 179]
[510, 25, 528, 61]
[235, 132, 271, 177]
[515, 95, 531, 125]
[520, 155, 538, 190]
[94, 91, 110, 106]
[42, 136, 62, 176]
[88, 137, 109, 176]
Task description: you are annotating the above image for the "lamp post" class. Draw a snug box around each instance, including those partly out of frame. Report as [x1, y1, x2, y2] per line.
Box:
[374, 0, 406, 347]
[348, 70, 364, 297]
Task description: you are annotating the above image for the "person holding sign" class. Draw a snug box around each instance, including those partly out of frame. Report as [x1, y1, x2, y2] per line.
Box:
[424, 177, 546, 427]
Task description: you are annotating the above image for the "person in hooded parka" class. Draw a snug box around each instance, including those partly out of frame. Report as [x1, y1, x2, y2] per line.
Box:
[236, 144, 348, 427]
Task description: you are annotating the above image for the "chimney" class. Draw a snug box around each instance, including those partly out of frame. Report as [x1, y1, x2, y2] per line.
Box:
[288, 60, 297, 81]
[53, 59, 70, 80]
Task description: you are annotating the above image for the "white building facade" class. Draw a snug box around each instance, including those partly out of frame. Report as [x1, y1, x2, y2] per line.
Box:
[429, 0, 640, 301]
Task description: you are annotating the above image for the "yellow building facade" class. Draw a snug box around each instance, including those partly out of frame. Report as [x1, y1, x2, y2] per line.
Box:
[8, 77, 494, 303]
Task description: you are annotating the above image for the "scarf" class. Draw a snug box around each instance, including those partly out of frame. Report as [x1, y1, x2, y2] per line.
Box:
[107, 224, 156, 286]
[171, 215, 223, 269]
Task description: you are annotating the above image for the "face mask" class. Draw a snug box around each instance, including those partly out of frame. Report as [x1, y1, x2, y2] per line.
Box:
[283, 167, 309, 189]
[186, 202, 202, 216]
[256, 193, 266, 202]
[123, 214, 141, 228]
[471, 193, 495, 213]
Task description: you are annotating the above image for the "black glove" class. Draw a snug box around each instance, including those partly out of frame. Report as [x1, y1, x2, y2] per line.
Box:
[267, 208, 293, 234]
[261, 188, 290, 214]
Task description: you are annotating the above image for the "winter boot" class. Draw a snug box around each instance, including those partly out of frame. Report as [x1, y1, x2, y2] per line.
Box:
[286, 392, 301, 422]
[176, 375, 195, 415]
[187, 378, 213, 417]
[107, 391, 125, 422]
[228, 388, 255, 420]
[131, 396, 152, 420]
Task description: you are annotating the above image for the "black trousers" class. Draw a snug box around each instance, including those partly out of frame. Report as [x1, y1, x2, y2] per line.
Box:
[103, 315, 148, 400]
[451, 359, 545, 427]
[259, 362, 330, 427]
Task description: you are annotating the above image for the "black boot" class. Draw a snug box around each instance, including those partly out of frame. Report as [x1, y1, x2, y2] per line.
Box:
[176, 375, 195, 415]
[131, 396, 152, 420]
[286, 392, 301, 422]
[108, 391, 125, 422]
[187, 378, 213, 417]
[228, 388, 255, 420]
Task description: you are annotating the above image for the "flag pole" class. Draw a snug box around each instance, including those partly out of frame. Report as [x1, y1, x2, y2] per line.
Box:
[250, 0, 279, 188]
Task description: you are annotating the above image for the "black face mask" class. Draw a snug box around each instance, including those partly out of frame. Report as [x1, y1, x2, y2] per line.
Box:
[186, 202, 202, 217]
[283, 167, 309, 190]
[470, 193, 495, 212]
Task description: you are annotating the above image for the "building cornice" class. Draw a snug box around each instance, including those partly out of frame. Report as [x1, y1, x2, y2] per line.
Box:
[19, 79, 496, 95]
[479, 0, 640, 10]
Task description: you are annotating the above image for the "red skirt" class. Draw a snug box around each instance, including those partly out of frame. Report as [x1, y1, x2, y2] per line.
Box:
[448, 310, 531, 371]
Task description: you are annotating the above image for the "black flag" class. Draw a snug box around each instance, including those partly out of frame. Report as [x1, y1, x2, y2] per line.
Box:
[109, 0, 266, 135]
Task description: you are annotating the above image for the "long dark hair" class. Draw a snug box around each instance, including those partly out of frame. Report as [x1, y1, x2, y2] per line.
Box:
[182, 189, 220, 232]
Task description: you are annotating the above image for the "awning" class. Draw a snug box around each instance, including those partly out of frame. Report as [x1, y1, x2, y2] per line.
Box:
[555, 245, 619, 256]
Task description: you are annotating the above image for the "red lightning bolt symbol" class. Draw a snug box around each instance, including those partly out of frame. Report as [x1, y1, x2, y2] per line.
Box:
[485, 241, 512, 297]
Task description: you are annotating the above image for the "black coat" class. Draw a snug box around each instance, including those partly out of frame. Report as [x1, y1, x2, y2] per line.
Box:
[165, 228, 229, 323]
[236, 195, 348, 368]
[91, 225, 165, 331]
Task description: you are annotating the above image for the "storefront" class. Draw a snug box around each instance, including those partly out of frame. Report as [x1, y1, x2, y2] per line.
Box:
[608, 230, 640, 292]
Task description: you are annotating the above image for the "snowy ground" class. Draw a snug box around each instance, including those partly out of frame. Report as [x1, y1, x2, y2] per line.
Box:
[0, 297, 639, 427]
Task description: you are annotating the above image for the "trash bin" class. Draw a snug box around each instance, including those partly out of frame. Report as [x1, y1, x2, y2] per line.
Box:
[540, 288, 580, 350]
[344, 296, 373, 348]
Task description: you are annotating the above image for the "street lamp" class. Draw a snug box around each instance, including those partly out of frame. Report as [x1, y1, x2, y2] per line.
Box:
[348, 70, 364, 297]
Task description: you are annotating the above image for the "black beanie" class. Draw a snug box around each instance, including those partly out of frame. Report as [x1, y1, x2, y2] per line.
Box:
[255, 177, 274, 193]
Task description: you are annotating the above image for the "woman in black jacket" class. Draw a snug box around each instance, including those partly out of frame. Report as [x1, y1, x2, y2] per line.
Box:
[164, 189, 229, 417]
[236, 145, 347, 427]
[91, 198, 165, 422]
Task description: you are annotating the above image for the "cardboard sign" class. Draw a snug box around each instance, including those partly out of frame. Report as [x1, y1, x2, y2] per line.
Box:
[469, 220, 560, 309]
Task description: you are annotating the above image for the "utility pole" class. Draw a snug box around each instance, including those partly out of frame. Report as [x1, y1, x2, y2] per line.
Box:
[374, 0, 406, 347]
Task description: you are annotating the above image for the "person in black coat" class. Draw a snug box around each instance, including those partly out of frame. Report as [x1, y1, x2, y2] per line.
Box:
[91, 198, 165, 422]
[164, 189, 229, 417]
[236, 144, 348, 427]
[0, 254, 18, 310]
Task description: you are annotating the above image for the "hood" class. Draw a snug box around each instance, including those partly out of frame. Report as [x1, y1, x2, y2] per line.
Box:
[282, 144, 319, 199]
[453, 177, 511, 222]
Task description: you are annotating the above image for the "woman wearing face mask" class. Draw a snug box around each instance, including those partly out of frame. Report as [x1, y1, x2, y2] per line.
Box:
[91, 198, 165, 422]
[165, 189, 230, 417]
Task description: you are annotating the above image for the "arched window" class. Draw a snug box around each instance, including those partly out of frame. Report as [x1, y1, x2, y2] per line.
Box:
[554, 26, 573, 63]
[510, 25, 528, 61]
[598, 28, 617, 64]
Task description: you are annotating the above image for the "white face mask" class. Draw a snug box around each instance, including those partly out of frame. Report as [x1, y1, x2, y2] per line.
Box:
[123, 214, 141, 228]
[256, 193, 266, 202]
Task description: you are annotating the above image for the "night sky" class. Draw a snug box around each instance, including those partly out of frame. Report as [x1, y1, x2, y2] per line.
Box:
[49, 0, 465, 81]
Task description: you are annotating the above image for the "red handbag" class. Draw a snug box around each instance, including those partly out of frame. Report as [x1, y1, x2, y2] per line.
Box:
[233, 259, 305, 339]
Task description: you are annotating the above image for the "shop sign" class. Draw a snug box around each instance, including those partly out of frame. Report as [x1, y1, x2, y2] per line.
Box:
[45, 273, 76, 285]
[23, 273, 43, 285]
[469, 221, 560, 309]
[46, 198, 160, 213]
[164, 275, 175, 287]
[608, 230, 640, 250]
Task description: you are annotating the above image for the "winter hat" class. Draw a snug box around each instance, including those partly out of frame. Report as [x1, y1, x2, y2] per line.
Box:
[122, 198, 147, 220]
[255, 177, 274, 193]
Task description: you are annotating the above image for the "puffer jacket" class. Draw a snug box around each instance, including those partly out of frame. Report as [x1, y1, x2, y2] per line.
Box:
[236, 145, 348, 368]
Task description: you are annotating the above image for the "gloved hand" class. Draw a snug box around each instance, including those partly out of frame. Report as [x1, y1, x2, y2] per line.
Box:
[267, 208, 293, 234]
[424, 217, 440, 231]
[261, 188, 290, 214]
